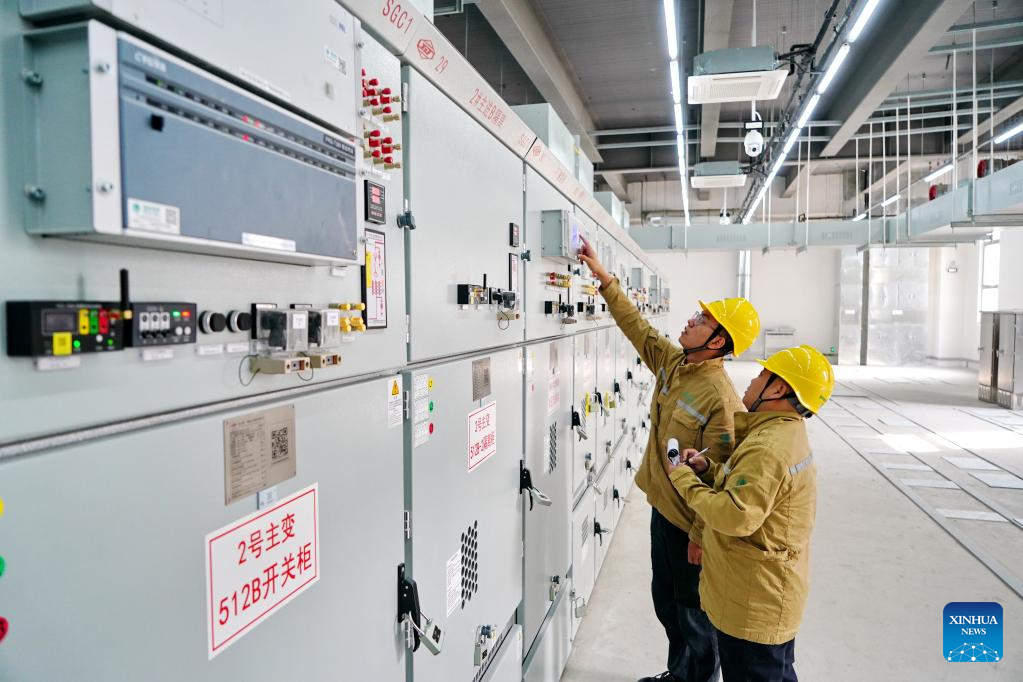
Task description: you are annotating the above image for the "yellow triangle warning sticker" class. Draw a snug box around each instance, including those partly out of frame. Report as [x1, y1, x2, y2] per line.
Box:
[391, 380, 400, 396]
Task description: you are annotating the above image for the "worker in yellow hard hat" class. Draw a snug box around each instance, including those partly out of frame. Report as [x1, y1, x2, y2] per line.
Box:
[667, 345, 835, 682]
[578, 238, 760, 682]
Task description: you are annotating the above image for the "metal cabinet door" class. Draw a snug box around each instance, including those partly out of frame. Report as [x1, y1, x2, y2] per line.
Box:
[0, 379, 405, 681]
[522, 339, 574, 652]
[596, 327, 618, 469]
[404, 349, 523, 682]
[593, 462, 615, 577]
[571, 332, 599, 499]
[998, 312, 1017, 397]
[979, 312, 997, 388]
[480, 626, 523, 682]
[403, 69, 525, 362]
[570, 488, 596, 639]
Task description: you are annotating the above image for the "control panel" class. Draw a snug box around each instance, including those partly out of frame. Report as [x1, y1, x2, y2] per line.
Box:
[129, 303, 197, 347]
[6, 301, 124, 357]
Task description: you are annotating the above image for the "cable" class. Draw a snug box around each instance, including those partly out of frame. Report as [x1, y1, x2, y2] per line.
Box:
[298, 367, 315, 382]
[238, 355, 260, 387]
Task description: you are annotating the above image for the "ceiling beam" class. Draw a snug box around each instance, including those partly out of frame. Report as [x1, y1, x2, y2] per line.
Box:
[698, 0, 734, 159]
[820, 0, 976, 159]
[946, 17, 1023, 34]
[600, 171, 630, 200]
[930, 35, 1023, 55]
[958, 95, 1023, 144]
[474, 0, 603, 163]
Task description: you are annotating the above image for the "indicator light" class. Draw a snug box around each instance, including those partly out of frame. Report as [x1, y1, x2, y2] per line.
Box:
[182, 310, 191, 318]
[0, 616, 8, 644]
[0, 555, 5, 578]
[429, 423, 435, 434]
[429, 401, 434, 412]
[172, 311, 180, 318]
[107, 339, 114, 346]
[73, 340, 81, 349]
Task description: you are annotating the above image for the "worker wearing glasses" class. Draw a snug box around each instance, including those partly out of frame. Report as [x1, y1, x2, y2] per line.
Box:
[578, 238, 760, 682]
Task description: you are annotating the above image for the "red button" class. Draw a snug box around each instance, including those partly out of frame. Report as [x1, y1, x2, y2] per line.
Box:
[361, 68, 366, 76]
[0, 616, 8, 644]
[368, 78, 379, 86]
[368, 139, 381, 148]
[382, 106, 392, 114]
[370, 98, 380, 106]
[381, 96, 391, 104]
[384, 156, 394, 164]
[383, 137, 393, 144]
[371, 150, 381, 158]
[429, 423, 434, 434]
[381, 87, 392, 95]
[368, 130, 381, 138]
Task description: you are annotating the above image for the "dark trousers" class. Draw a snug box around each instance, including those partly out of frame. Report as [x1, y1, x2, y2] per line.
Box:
[716, 628, 797, 682]
[650, 507, 719, 682]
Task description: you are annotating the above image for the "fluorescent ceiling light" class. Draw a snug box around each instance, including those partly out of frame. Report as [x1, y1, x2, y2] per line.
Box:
[852, 212, 867, 221]
[817, 43, 850, 94]
[670, 60, 682, 104]
[782, 126, 802, 154]
[797, 94, 821, 128]
[881, 194, 899, 207]
[849, 0, 883, 43]
[663, 0, 678, 60]
[674, 103, 684, 134]
[923, 164, 953, 183]
[994, 120, 1023, 144]
[772, 153, 788, 174]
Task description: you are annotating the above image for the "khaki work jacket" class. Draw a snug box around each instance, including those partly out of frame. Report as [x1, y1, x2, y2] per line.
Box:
[669, 411, 817, 645]
[600, 278, 743, 543]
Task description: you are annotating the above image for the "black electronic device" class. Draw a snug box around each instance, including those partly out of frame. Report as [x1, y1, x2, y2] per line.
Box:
[6, 301, 125, 357]
[509, 223, 520, 248]
[365, 180, 386, 225]
[129, 302, 198, 346]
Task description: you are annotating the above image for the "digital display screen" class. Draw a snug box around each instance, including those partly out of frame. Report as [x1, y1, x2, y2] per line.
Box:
[42, 311, 75, 334]
[569, 215, 583, 253]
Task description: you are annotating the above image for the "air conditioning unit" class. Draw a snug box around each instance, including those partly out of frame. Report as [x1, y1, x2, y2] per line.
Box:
[688, 47, 788, 104]
[691, 161, 748, 189]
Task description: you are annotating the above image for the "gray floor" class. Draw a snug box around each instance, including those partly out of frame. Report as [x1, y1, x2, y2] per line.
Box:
[562, 363, 1023, 681]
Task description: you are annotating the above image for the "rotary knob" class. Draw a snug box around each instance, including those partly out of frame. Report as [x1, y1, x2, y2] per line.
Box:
[227, 310, 252, 333]
[199, 311, 227, 334]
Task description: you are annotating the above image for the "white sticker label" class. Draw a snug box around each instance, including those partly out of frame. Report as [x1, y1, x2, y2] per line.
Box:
[387, 379, 403, 429]
[547, 373, 561, 416]
[226, 342, 251, 355]
[197, 344, 225, 356]
[467, 401, 497, 472]
[242, 232, 297, 252]
[126, 198, 181, 234]
[35, 356, 81, 372]
[414, 421, 430, 448]
[445, 550, 462, 617]
[141, 348, 174, 362]
[205, 484, 319, 659]
[292, 314, 307, 330]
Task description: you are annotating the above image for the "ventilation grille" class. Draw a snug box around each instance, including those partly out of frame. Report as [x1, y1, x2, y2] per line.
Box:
[581, 516, 592, 546]
[687, 69, 788, 104]
[461, 521, 479, 608]
[548, 421, 558, 473]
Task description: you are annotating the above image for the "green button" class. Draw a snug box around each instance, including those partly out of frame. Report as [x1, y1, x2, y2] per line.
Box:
[0, 555, 5, 578]
[429, 401, 434, 412]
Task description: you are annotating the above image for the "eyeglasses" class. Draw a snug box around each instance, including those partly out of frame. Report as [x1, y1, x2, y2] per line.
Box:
[689, 310, 709, 325]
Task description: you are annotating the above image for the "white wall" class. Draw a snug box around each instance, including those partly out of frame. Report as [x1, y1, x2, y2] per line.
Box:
[646, 251, 737, 339]
[927, 244, 980, 362]
[647, 248, 841, 356]
[999, 229, 1023, 310]
[748, 248, 841, 355]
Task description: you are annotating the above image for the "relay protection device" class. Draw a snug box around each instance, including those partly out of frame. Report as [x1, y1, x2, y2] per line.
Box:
[541, 210, 584, 263]
[21, 22, 361, 265]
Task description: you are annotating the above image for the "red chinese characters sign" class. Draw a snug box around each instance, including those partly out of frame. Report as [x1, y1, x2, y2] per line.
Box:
[205, 484, 319, 658]
[467, 402, 498, 472]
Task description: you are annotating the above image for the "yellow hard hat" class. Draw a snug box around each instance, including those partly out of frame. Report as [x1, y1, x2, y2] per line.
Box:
[699, 298, 761, 357]
[757, 345, 835, 414]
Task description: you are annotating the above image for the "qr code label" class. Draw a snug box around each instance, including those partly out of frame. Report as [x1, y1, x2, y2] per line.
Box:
[223, 405, 297, 505]
[271, 427, 290, 462]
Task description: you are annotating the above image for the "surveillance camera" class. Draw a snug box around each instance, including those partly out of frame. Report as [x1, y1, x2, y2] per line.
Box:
[744, 129, 764, 157]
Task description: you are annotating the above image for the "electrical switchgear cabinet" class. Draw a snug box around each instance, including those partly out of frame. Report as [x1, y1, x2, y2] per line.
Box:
[571, 332, 599, 501]
[569, 487, 595, 639]
[525, 168, 576, 341]
[522, 338, 574, 654]
[19, 0, 362, 136]
[403, 68, 525, 361]
[522, 591, 572, 682]
[403, 348, 523, 682]
[0, 379, 405, 681]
